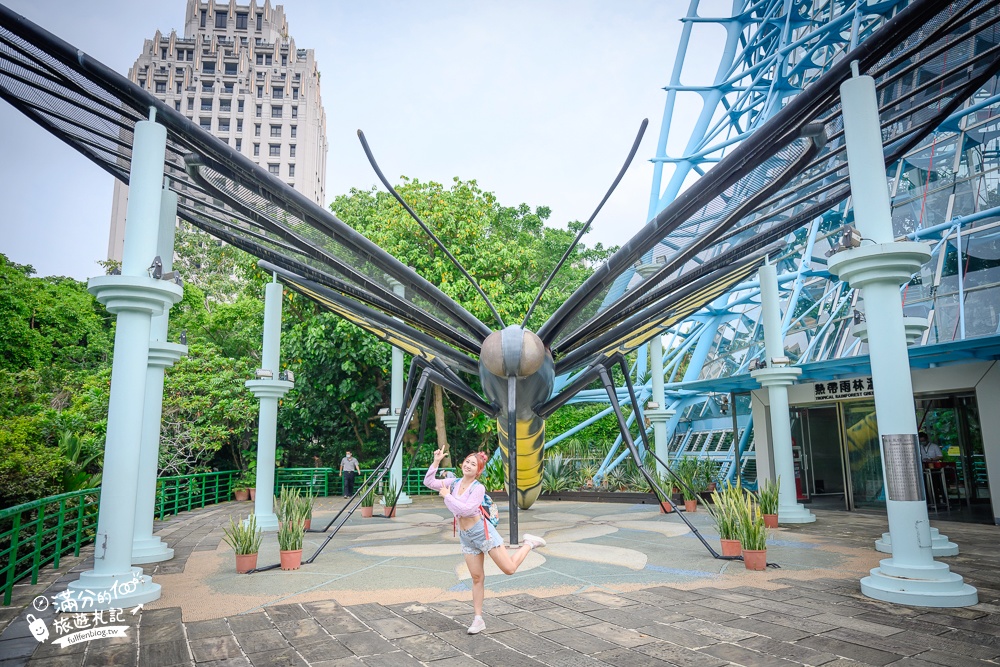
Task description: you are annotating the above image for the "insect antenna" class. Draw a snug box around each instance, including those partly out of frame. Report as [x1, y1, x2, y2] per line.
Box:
[521, 118, 648, 329]
[357, 129, 506, 330]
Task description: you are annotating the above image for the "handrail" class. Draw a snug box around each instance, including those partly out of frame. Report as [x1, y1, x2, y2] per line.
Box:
[278, 467, 454, 497]
[1, 466, 451, 606]
[155, 470, 240, 520]
[0, 488, 100, 606]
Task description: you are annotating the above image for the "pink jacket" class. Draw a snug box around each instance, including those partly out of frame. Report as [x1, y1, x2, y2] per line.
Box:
[423, 464, 484, 518]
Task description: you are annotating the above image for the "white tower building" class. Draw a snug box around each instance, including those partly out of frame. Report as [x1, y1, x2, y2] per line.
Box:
[108, 0, 327, 261]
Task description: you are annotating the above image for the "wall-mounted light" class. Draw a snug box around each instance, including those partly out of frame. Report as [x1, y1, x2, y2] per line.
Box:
[770, 356, 791, 367]
[377, 407, 389, 416]
[255, 369, 273, 379]
[825, 225, 863, 257]
[278, 370, 294, 382]
[853, 309, 866, 325]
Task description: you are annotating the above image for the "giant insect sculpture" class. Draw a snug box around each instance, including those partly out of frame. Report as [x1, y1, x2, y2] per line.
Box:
[1, 0, 997, 568]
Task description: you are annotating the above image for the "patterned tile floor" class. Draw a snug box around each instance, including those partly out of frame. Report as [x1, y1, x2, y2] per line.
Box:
[2, 497, 999, 666]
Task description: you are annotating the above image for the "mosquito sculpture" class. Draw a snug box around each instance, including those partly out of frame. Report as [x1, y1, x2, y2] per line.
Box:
[2, 0, 997, 569]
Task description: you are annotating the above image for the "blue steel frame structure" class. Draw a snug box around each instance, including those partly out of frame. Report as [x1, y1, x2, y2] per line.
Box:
[578, 0, 1000, 488]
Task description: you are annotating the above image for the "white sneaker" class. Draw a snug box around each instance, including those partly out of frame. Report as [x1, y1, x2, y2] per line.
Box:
[522, 533, 546, 549]
[467, 616, 486, 634]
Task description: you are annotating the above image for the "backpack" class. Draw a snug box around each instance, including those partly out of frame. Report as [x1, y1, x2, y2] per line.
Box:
[450, 479, 500, 534]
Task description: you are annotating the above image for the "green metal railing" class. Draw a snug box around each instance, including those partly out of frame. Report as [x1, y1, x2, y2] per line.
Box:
[1, 465, 452, 606]
[155, 470, 240, 520]
[275, 468, 332, 496]
[276, 467, 453, 497]
[1, 488, 101, 606]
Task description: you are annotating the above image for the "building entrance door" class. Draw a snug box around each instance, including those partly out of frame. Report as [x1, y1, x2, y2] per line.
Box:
[842, 399, 885, 510]
[916, 394, 990, 509]
[791, 405, 848, 510]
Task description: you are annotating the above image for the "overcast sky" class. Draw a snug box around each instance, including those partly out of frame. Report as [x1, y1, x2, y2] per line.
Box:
[0, 1, 724, 280]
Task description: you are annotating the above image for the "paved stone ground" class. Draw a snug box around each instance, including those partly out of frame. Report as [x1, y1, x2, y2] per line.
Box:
[2, 500, 999, 667]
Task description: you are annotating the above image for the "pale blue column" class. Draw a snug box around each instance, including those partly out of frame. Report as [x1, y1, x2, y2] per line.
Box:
[634, 264, 674, 475]
[828, 70, 975, 607]
[381, 280, 411, 503]
[246, 279, 292, 531]
[751, 262, 814, 524]
[132, 187, 187, 564]
[61, 115, 182, 610]
[645, 334, 674, 477]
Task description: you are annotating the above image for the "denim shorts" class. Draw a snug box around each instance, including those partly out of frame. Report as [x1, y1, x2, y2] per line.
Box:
[458, 519, 504, 555]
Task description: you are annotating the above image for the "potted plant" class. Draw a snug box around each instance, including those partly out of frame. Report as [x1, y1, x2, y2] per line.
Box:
[382, 479, 398, 518]
[657, 473, 676, 513]
[735, 492, 768, 570]
[359, 477, 375, 518]
[709, 481, 742, 556]
[674, 457, 703, 512]
[299, 490, 315, 531]
[222, 514, 263, 573]
[277, 509, 306, 570]
[233, 473, 251, 501]
[758, 478, 779, 528]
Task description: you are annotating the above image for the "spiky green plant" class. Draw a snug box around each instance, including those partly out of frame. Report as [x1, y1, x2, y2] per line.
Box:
[277, 513, 305, 551]
[735, 492, 768, 550]
[222, 514, 263, 555]
[359, 476, 375, 507]
[382, 479, 398, 508]
[758, 478, 780, 515]
[298, 489, 315, 520]
[708, 480, 742, 540]
[673, 456, 704, 501]
[542, 453, 577, 493]
[275, 486, 303, 523]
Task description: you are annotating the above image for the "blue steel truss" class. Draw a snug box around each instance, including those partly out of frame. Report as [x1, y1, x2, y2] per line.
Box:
[570, 0, 1000, 487]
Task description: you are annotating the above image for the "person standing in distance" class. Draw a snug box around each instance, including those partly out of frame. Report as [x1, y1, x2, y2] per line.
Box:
[340, 450, 360, 498]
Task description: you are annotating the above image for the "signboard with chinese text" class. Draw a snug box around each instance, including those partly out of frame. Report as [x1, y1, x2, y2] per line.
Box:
[812, 376, 874, 402]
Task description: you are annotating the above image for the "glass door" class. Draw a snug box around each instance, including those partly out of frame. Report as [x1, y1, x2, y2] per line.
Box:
[842, 399, 885, 510]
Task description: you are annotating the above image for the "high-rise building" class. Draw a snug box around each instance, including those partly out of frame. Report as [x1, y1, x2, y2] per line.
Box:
[108, 0, 327, 261]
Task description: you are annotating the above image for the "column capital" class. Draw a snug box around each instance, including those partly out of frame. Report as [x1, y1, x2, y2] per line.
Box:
[852, 316, 928, 345]
[380, 415, 400, 429]
[827, 242, 931, 289]
[245, 379, 294, 399]
[148, 341, 188, 368]
[751, 366, 802, 387]
[644, 408, 675, 424]
[88, 275, 183, 316]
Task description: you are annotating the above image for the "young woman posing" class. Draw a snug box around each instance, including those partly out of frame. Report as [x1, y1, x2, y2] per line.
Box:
[423, 448, 546, 634]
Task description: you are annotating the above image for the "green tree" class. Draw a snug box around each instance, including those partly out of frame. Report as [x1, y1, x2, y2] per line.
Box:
[0, 253, 112, 372]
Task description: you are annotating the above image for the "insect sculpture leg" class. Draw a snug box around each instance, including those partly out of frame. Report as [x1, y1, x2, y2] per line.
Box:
[313, 356, 431, 532]
[596, 365, 733, 560]
[246, 370, 433, 573]
[507, 377, 519, 545]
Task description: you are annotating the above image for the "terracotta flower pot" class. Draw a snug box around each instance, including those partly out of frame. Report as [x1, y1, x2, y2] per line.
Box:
[720, 539, 741, 557]
[360, 506, 374, 518]
[742, 549, 767, 571]
[303, 519, 311, 531]
[384, 506, 396, 518]
[763, 514, 778, 529]
[660, 502, 674, 514]
[249, 488, 256, 501]
[684, 499, 697, 512]
[233, 489, 250, 501]
[235, 553, 258, 574]
[279, 549, 302, 570]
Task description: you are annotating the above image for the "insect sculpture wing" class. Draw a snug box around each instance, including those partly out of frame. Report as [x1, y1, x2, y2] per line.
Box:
[1, 0, 995, 372]
[1, 0, 998, 514]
